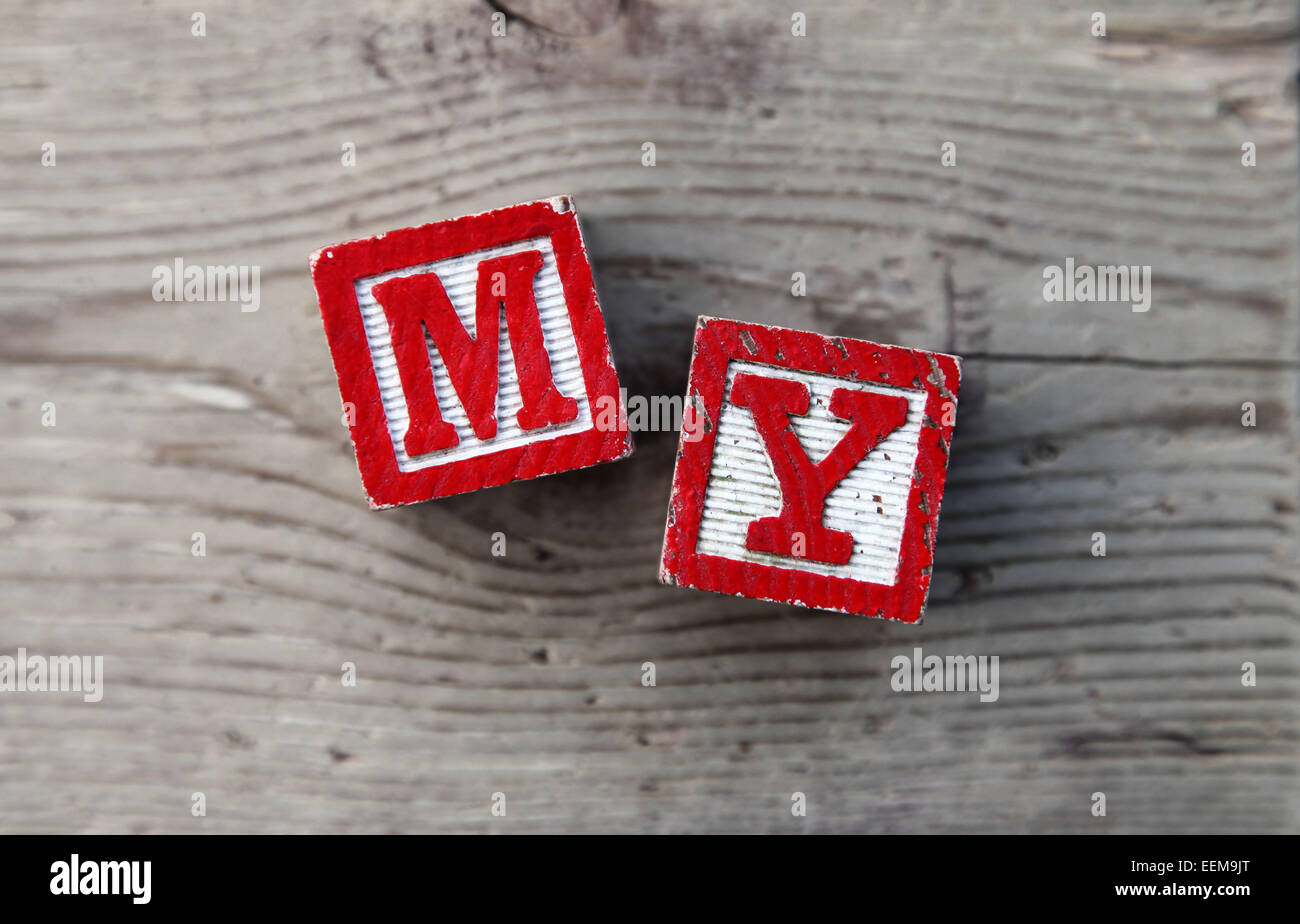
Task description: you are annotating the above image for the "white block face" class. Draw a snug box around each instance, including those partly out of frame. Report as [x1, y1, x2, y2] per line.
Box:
[353, 235, 592, 471]
[695, 360, 928, 585]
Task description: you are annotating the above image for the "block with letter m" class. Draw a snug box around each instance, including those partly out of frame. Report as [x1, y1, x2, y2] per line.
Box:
[659, 317, 961, 623]
[310, 197, 631, 507]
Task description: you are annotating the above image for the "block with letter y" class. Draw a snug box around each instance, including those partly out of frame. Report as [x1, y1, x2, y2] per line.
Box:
[310, 197, 631, 507]
[659, 317, 961, 622]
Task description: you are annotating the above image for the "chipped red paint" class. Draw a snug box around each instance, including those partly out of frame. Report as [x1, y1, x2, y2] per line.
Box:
[658, 316, 961, 623]
[309, 197, 630, 508]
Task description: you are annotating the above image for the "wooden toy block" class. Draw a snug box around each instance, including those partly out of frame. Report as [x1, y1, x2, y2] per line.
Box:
[659, 316, 961, 622]
[309, 196, 631, 507]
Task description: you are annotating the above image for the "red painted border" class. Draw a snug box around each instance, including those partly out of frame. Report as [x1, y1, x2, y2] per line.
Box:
[659, 316, 961, 622]
[309, 197, 631, 507]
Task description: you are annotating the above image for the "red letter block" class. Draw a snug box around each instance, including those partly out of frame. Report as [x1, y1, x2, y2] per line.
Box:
[310, 197, 631, 507]
[659, 316, 961, 623]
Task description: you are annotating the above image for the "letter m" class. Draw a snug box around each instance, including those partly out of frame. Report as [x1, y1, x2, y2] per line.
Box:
[371, 250, 577, 456]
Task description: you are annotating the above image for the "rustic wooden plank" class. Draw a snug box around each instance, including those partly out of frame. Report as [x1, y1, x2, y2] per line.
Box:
[0, 0, 1296, 832]
[1, 355, 1293, 832]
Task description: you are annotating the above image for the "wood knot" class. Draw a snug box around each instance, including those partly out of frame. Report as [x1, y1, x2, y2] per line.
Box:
[487, 0, 626, 38]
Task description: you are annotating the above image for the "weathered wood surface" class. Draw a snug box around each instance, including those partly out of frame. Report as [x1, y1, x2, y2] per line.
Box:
[0, 0, 1296, 833]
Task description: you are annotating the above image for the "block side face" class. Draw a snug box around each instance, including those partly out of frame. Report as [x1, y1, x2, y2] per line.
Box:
[660, 316, 961, 622]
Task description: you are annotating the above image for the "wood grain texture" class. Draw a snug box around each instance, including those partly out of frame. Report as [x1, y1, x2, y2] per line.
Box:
[0, 0, 1296, 833]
